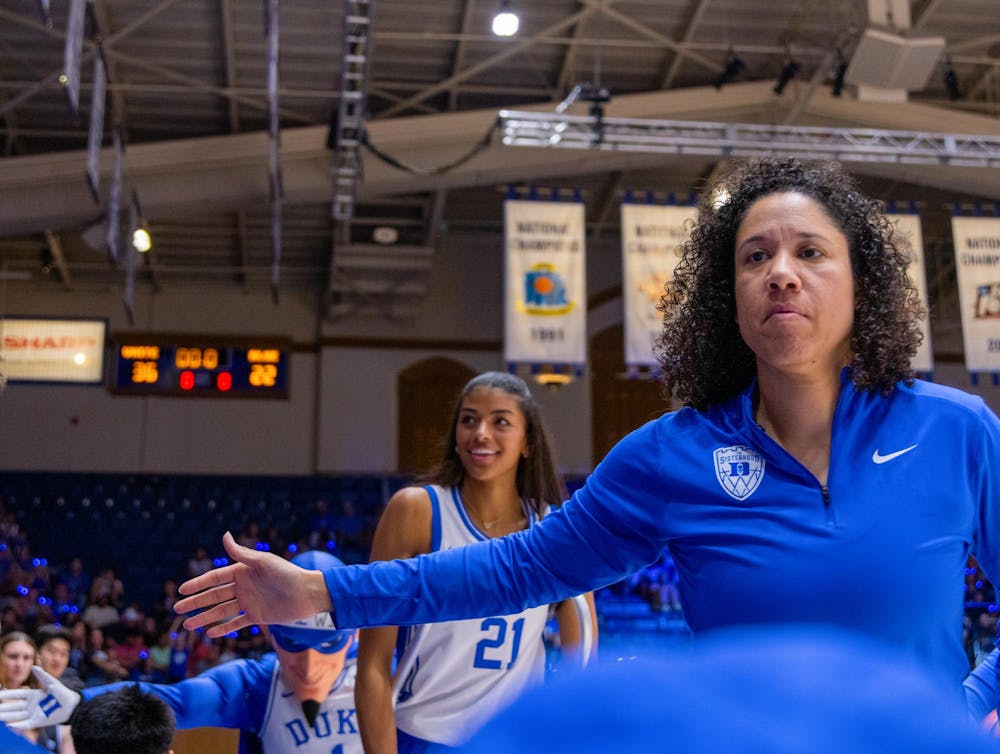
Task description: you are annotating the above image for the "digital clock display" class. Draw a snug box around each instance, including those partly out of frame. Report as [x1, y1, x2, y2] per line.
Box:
[112, 342, 288, 398]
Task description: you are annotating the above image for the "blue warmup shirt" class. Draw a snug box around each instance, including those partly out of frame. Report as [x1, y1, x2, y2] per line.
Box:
[324, 374, 1000, 699]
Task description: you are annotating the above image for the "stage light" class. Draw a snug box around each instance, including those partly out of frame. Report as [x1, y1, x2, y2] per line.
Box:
[714, 52, 745, 90]
[831, 59, 848, 97]
[943, 60, 961, 100]
[774, 59, 800, 95]
[132, 226, 152, 253]
[492, 1, 519, 37]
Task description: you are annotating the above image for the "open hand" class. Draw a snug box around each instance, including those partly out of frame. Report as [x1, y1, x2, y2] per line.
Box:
[175, 531, 332, 638]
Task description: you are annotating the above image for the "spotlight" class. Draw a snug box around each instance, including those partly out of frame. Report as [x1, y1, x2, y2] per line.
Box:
[132, 226, 152, 253]
[491, 0, 519, 37]
[773, 59, 800, 95]
[714, 52, 745, 90]
[831, 59, 848, 97]
[943, 61, 961, 100]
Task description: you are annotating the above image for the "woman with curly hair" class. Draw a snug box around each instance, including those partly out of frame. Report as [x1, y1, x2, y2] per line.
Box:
[175, 158, 1000, 717]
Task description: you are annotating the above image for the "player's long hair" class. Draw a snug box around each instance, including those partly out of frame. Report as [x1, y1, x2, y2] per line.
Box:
[420, 371, 567, 516]
[656, 157, 923, 410]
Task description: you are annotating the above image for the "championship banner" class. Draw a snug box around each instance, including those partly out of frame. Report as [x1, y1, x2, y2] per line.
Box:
[950, 215, 1000, 373]
[888, 213, 933, 373]
[503, 198, 586, 367]
[621, 202, 696, 369]
[0, 318, 105, 384]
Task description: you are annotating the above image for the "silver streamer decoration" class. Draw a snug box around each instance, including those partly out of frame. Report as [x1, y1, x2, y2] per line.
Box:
[266, 0, 282, 298]
[107, 126, 122, 264]
[36, 0, 52, 27]
[62, 0, 86, 114]
[124, 190, 139, 322]
[86, 53, 106, 203]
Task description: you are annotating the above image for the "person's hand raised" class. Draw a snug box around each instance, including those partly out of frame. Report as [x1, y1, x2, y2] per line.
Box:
[175, 531, 333, 638]
[0, 666, 80, 728]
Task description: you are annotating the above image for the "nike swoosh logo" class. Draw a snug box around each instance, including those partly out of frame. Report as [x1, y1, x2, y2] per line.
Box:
[872, 444, 918, 464]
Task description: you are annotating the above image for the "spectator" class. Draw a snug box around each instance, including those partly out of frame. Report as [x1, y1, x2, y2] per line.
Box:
[80, 595, 119, 631]
[88, 568, 124, 608]
[35, 625, 84, 693]
[56, 558, 89, 610]
[185, 548, 212, 580]
[82, 627, 128, 686]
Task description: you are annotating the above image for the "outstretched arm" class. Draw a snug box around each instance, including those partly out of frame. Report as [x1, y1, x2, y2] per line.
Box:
[177, 422, 667, 636]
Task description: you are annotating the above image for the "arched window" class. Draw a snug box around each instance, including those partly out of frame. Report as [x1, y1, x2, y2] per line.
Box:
[397, 357, 476, 474]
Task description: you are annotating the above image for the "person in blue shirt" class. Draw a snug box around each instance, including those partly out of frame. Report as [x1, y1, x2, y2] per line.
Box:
[172, 158, 1000, 717]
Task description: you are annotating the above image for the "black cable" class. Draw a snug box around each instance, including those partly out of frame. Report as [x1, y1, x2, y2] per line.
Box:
[361, 118, 499, 177]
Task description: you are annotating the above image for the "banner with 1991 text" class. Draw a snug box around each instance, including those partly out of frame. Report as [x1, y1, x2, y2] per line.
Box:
[504, 199, 586, 366]
[621, 203, 696, 368]
[950, 216, 1000, 372]
[888, 213, 933, 373]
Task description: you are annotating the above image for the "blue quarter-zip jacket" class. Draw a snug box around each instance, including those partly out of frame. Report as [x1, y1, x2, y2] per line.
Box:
[324, 374, 1000, 699]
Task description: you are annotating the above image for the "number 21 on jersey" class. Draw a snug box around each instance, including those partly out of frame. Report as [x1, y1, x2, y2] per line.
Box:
[473, 617, 525, 670]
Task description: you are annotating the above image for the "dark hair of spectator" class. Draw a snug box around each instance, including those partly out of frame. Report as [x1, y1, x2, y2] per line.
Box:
[35, 623, 73, 650]
[70, 686, 176, 754]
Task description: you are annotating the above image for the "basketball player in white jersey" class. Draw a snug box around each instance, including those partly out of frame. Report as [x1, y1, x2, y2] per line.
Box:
[356, 372, 597, 753]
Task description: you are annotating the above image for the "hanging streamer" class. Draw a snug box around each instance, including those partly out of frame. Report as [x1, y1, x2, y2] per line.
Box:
[86, 53, 106, 203]
[888, 212, 934, 374]
[503, 196, 586, 368]
[123, 190, 139, 323]
[266, 0, 282, 297]
[36, 0, 52, 27]
[620, 202, 696, 370]
[950, 214, 1000, 373]
[62, 0, 86, 115]
[107, 126, 122, 264]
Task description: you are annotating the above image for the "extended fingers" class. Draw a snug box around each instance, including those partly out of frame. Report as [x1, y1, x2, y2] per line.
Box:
[174, 582, 237, 615]
[177, 563, 239, 596]
[181, 603, 254, 638]
[0, 698, 30, 714]
[179, 596, 241, 631]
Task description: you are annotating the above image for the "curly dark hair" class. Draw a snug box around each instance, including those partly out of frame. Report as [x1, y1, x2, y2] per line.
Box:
[655, 157, 924, 410]
[420, 371, 567, 515]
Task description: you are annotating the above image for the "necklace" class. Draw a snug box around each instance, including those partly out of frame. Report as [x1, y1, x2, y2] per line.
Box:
[462, 491, 525, 533]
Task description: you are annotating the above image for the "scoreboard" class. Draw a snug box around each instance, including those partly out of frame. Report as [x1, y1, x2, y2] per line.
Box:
[112, 341, 289, 398]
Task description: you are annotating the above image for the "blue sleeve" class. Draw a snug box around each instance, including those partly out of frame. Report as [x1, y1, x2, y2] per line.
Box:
[325, 421, 669, 628]
[964, 649, 999, 723]
[0, 724, 47, 754]
[969, 405, 1000, 716]
[80, 655, 274, 732]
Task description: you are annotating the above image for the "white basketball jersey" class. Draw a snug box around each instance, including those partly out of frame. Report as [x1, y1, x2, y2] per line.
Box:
[392, 484, 550, 746]
[259, 659, 361, 754]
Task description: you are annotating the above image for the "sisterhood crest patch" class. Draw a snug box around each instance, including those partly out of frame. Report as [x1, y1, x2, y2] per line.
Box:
[713, 445, 765, 501]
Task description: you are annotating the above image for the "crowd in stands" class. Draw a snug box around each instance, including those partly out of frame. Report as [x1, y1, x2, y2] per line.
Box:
[0, 475, 388, 690]
[0, 472, 996, 693]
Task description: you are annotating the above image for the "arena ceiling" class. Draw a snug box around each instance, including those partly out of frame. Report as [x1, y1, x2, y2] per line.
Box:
[0, 0, 999, 335]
